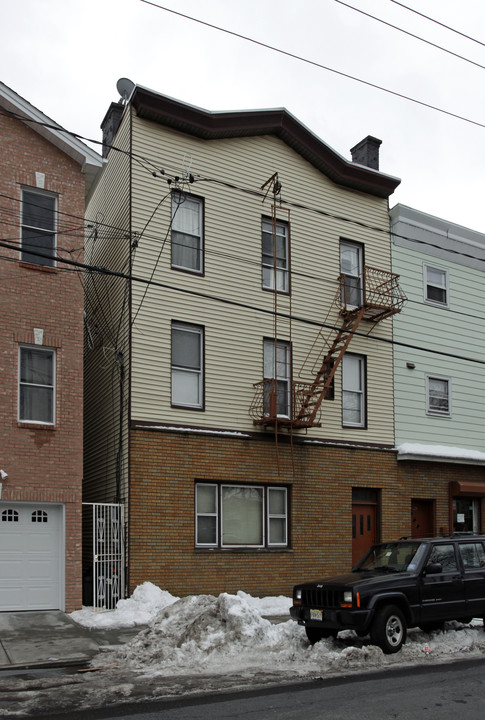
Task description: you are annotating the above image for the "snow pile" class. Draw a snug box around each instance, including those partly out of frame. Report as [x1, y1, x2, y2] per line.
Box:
[71, 582, 179, 628]
[102, 593, 302, 675]
[90, 587, 485, 681]
[397, 443, 485, 463]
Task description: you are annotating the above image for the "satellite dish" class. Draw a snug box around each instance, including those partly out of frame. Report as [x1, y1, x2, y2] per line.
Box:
[116, 78, 135, 103]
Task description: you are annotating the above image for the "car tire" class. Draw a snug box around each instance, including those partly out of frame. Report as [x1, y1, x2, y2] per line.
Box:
[305, 627, 337, 644]
[371, 605, 406, 654]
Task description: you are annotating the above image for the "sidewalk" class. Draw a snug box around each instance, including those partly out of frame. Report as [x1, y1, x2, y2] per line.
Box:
[0, 611, 144, 671]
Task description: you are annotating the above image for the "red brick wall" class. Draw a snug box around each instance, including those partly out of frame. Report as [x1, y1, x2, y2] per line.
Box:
[128, 429, 485, 599]
[0, 112, 85, 612]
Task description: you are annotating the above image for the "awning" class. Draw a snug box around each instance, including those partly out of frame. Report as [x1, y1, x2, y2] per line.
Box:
[450, 481, 485, 497]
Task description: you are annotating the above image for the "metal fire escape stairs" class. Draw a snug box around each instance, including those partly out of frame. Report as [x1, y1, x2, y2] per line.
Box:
[250, 266, 406, 430]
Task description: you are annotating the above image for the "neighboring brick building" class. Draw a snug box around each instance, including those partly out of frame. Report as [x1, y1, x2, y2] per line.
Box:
[84, 82, 408, 600]
[0, 82, 102, 612]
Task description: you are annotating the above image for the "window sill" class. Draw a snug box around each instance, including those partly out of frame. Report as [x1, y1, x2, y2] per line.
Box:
[195, 547, 292, 553]
[18, 422, 56, 430]
[19, 262, 57, 273]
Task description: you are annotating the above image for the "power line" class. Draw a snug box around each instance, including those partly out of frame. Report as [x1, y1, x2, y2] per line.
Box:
[335, 0, 485, 72]
[139, 0, 485, 130]
[1, 238, 484, 367]
[389, 0, 485, 49]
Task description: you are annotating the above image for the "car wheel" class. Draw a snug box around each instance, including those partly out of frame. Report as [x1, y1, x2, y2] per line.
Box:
[371, 605, 406, 654]
[419, 621, 444, 633]
[305, 627, 337, 644]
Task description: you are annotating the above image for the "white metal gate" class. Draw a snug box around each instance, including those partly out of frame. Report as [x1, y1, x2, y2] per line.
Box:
[83, 503, 125, 609]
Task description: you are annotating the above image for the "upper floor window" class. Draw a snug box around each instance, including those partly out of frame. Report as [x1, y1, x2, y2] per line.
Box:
[340, 240, 363, 307]
[424, 265, 448, 306]
[21, 189, 56, 267]
[262, 218, 289, 293]
[171, 322, 204, 409]
[263, 338, 291, 417]
[426, 375, 450, 416]
[171, 192, 203, 274]
[342, 353, 366, 428]
[19, 346, 55, 424]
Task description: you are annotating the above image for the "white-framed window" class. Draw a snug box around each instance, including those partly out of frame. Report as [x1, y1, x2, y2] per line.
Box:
[340, 240, 363, 307]
[171, 192, 203, 273]
[21, 188, 56, 267]
[262, 218, 289, 293]
[263, 338, 291, 417]
[426, 375, 450, 416]
[171, 322, 204, 408]
[19, 345, 55, 424]
[342, 353, 366, 427]
[195, 483, 288, 548]
[424, 265, 448, 306]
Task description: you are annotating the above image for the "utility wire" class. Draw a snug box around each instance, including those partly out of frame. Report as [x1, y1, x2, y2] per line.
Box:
[139, 0, 485, 130]
[1, 238, 484, 366]
[389, 0, 485, 49]
[335, 0, 485, 72]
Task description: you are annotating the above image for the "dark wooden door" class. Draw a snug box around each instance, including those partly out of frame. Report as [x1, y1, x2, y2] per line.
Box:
[411, 499, 434, 538]
[352, 503, 376, 565]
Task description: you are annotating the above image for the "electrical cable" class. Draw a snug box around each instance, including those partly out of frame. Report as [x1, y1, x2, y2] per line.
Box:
[139, 0, 485, 130]
[334, 0, 485, 72]
[1, 237, 484, 366]
[389, 0, 485, 49]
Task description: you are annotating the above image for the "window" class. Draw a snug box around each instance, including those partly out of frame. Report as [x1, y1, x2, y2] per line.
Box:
[342, 354, 366, 427]
[426, 375, 450, 416]
[263, 338, 291, 417]
[424, 265, 448, 306]
[171, 322, 204, 408]
[340, 240, 363, 307]
[459, 543, 485, 569]
[19, 346, 55, 424]
[2, 509, 19, 522]
[171, 192, 203, 273]
[195, 483, 288, 548]
[262, 218, 289, 293]
[428, 544, 457, 572]
[21, 189, 56, 267]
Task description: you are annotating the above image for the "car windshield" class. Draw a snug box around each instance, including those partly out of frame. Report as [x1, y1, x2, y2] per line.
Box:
[354, 541, 425, 573]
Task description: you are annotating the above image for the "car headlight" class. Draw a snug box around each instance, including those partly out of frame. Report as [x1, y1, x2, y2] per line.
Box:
[343, 591, 353, 604]
[295, 589, 302, 601]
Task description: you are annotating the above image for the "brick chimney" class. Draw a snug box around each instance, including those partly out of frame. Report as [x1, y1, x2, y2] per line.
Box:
[350, 136, 382, 171]
[101, 102, 124, 158]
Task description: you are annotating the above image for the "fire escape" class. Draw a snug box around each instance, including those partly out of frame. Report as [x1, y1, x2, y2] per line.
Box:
[249, 266, 406, 430]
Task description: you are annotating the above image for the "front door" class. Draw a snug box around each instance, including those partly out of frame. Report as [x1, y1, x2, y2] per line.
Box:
[352, 503, 376, 565]
[411, 499, 435, 538]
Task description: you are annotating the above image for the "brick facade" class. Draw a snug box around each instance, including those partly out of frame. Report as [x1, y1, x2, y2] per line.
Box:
[128, 428, 484, 598]
[0, 109, 88, 612]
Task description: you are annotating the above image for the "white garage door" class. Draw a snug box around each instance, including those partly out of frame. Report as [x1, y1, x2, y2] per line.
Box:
[0, 502, 63, 611]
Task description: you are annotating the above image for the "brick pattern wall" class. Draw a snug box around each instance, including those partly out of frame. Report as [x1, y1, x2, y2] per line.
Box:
[0, 111, 85, 611]
[128, 429, 483, 598]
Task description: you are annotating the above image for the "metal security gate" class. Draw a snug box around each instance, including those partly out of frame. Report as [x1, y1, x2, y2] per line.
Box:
[83, 503, 125, 609]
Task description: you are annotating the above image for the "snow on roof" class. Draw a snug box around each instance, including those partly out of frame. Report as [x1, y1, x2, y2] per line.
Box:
[397, 443, 485, 465]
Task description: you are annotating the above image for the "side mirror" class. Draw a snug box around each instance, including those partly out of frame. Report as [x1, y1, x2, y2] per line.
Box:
[425, 562, 443, 575]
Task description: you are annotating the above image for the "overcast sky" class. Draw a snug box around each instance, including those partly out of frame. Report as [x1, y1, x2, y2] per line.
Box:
[2, 0, 485, 233]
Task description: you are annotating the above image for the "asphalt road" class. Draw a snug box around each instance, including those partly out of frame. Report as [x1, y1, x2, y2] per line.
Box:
[45, 657, 485, 720]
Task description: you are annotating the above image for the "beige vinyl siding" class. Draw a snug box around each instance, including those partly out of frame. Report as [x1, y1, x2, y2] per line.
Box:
[84, 110, 132, 503]
[128, 116, 395, 445]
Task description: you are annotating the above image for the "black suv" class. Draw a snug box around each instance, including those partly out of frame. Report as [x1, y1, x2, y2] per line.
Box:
[290, 535, 485, 653]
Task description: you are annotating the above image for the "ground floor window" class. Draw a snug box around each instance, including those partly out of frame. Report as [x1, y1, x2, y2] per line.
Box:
[195, 483, 288, 549]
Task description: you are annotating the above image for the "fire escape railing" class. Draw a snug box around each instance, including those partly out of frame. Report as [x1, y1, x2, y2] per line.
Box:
[250, 266, 406, 429]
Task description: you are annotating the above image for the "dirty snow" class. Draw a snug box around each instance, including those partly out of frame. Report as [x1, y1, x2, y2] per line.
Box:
[73, 582, 485, 680]
[3, 584, 485, 718]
